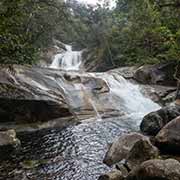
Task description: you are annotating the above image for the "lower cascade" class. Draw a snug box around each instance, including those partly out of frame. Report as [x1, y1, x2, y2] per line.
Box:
[48, 44, 160, 122]
[0, 44, 161, 180]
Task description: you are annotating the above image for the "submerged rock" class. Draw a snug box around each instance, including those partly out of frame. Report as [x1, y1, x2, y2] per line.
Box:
[127, 159, 180, 180]
[0, 129, 20, 160]
[155, 116, 180, 154]
[103, 133, 147, 166]
[125, 139, 159, 170]
[140, 105, 180, 136]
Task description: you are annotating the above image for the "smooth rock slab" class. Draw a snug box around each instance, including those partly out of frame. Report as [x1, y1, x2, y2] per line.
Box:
[103, 133, 148, 166]
[127, 159, 180, 180]
[155, 116, 180, 154]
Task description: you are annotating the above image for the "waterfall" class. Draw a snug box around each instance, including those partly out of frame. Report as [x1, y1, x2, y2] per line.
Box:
[1, 44, 161, 180]
[48, 45, 160, 122]
[101, 73, 160, 116]
[50, 44, 82, 71]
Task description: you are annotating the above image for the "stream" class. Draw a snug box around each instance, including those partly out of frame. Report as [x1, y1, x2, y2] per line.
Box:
[0, 44, 160, 180]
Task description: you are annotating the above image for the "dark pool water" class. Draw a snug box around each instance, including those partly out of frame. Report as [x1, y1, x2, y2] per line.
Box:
[0, 115, 140, 180]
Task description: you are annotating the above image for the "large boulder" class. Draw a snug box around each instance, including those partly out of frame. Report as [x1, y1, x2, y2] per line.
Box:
[134, 62, 177, 86]
[140, 105, 180, 136]
[0, 129, 20, 160]
[103, 133, 148, 166]
[155, 116, 180, 154]
[126, 159, 180, 180]
[125, 139, 159, 170]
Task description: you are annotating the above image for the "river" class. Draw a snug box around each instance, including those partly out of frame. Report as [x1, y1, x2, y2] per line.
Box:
[0, 44, 160, 180]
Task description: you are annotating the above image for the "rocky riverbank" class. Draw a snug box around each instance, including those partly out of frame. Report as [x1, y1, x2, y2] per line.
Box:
[99, 104, 180, 180]
[98, 60, 179, 180]
[0, 58, 178, 179]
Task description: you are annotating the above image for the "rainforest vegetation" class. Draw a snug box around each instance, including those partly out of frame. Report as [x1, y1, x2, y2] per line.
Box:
[0, 0, 180, 66]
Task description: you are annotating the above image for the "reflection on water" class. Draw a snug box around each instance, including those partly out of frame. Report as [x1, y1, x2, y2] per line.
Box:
[0, 115, 139, 180]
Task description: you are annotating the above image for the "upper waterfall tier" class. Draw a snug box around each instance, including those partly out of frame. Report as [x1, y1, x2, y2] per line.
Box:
[50, 44, 82, 71]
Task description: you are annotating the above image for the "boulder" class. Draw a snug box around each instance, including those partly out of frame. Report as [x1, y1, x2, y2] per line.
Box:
[155, 116, 180, 154]
[0, 129, 20, 160]
[126, 139, 159, 170]
[98, 170, 124, 180]
[126, 159, 180, 180]
[134, 62, 177, 86]
[103, 133, 148, 166]
[140, 105, 180, 136]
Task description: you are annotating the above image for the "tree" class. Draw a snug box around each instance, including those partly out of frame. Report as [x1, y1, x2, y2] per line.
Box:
[0, 0, 67, 64]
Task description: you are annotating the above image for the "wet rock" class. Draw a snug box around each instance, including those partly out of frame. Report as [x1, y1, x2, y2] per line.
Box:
[155, 116, 180, 154]
[140, 105, 180, 136]
[103, 133, 148, 166]
[140, 84, 176, 105]
[126, 139, 159, 170]
[134, 62, 177, 86]
[0, 65, 73, 123]
[126, 159, 180, 180]
[0, 99, 72, 123]
[109, 67, 138, 79]
[98, 170, 124, 180]
[0, 129, 20, 160]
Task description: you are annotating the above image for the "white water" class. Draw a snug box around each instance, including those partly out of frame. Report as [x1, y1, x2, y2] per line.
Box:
[49, 43, 160, 122]
[102, 73, 160, 115]
[50, 44, 82, 70]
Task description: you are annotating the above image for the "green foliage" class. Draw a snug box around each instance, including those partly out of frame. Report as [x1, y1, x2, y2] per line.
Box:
[0, 0, 179, 66]
[106, 0, 180, 66]
[0, 0, 67, 64]
[83, 0, 180, 67]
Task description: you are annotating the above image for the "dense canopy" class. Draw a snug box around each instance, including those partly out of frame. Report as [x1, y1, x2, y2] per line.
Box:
[0, 0, 180, 66]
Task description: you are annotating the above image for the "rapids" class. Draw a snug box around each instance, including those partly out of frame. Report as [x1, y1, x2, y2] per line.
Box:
[0, 44, 161, 180]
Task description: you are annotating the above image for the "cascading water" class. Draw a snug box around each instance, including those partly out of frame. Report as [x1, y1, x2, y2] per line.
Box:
[1, 43, 161, 180]
[49, 44, 159, 121]
[101, 73, 160, 115]
[50, 44, 82, 71]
